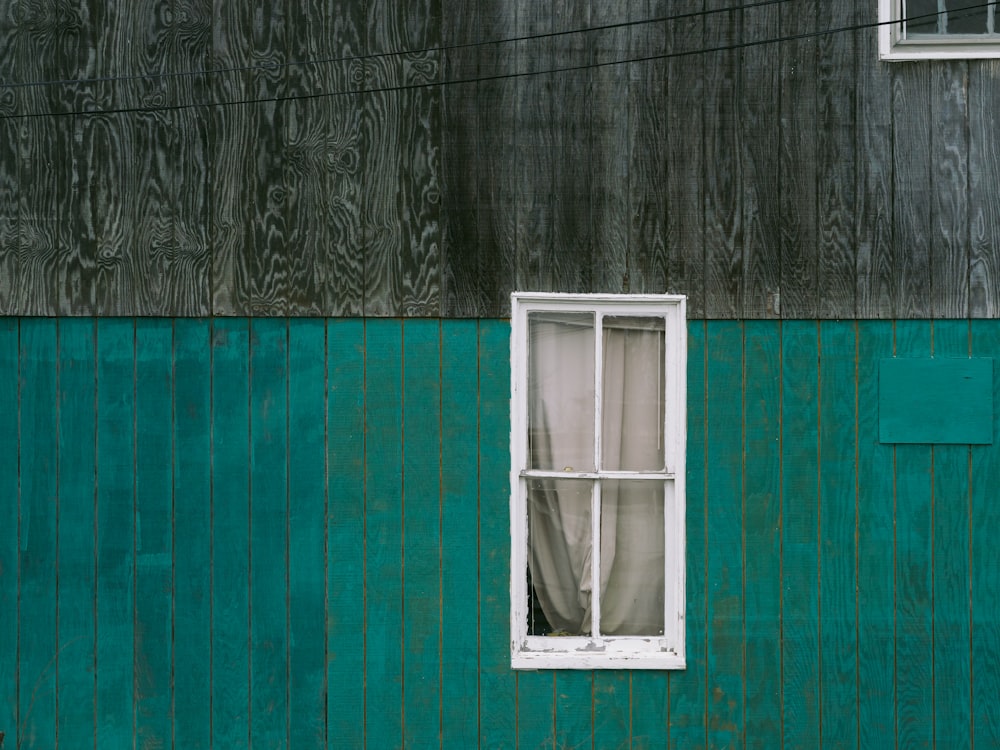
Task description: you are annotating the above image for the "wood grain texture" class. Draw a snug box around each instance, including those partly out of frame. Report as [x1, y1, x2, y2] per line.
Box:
[440, 0, 482, 316]
[968, 62, 1000, 317]
[95, 318, 135, 749]
[818, 321, 858, 750]
[17, 320, 58, 748]
[402, 320, 442, 747]
[893, 321, 933, 750]
[326, 319, 366, 748]
[743, 320, 782, 750]
[704, 321, 744, 747]
[0, 107, 18, 315]
[702, 0, 743, 318]
[778, 1, 818, 318]
[210, 318, 251, 748]
[856, 321, 895, 748]
[249, 319, 289, 748]
[0, 321, 17, 740]
[781, 321, 820, 749]
[440, 321, 480, 747]
[931, 64, 970, 317]
[816, 2, 857, 318]
[931, 320, 972, 750]
[664, 0, 705, 315]
[288, 319, 327, 746]
[854, 9, 893, 318]
[590, 0, 629, 293]
[476, 3, 518, 317]
[970, 320, 1000, 747]
[514, 0, 554, 293]
[171, 105, 212, 316]
[134, 319, 174, 750]
[892, 70, 932, 318]
[55, 319, 97, 749]
[364, 320, 404, 746]
[741, 0, 781, 319]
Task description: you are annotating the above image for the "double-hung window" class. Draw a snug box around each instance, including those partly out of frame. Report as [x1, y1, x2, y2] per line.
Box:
[879, 0, 1000, 59]
[509, 293, 686, 669]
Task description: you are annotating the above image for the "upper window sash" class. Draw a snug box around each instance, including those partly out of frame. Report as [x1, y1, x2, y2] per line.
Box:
[880, 0, 1000, 59]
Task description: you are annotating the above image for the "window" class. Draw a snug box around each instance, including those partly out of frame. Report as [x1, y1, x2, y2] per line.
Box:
[879, 0, 1000, 59]
[509, 293, 686, 669]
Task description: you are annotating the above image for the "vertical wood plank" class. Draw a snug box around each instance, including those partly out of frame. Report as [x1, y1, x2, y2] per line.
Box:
[0, 98, 18, 315]
[0, 320, 18, 739]
[743, 320, 782, 750]
[440, 0, 482, 316]
[970, 320, 1000, 747]
[668, 320, 707, 749]
[210, 318, 251, 748]
[400, 3, 442, 316]
[781, 320, 819, 750]
[703, 1, 743, 318]
[171, 104, 212, 316]
[705, 320, 744, 748]
[174, 319, 212, 749]
[893, 320, 933, 750]
[441, 320, 480, 746]
[327, 319, 366, 748]
[134, 319, 174, 750]
[664, 0, 705, 315]
[55, 318, 97, 749]
[288, 320, 327, 748]
[627, 0, 664, 300]
[555, 671, 593, 750]
[517, 672, 556, 749]
[476, 5, 518, 317]
[855, 8, 893, 318]
[968, 62, 1000, 317]
[18, 320, 58, 748]
[818, 321, 858, 750]
[741, 0, 780, 319]
[364, 319, 403, 745]
[250, 319, 289, 747]
[514, 0, 553, 293]
[402, 319, 442, 746]
[593, 672, 629, 747]
[931, 64, 970, 317]
[816, 1, 857, 318]
[856, 321, 895, 748]
[478, 320, 516, 748]
[591, 0, 629, 292]
[891, 71, 932, 318]
[931, 320, 972, 750]
[778, 0, 818, 318]
[95, 318, 135, 748]
[362, 4, 403, 316]
[248, 98, 290, 315]
[551, 0, 590, 294]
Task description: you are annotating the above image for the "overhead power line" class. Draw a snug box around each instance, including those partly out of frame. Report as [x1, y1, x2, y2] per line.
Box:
[0, 3, 986, 122]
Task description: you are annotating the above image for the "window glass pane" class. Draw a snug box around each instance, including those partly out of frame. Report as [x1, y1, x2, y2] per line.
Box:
[527, 478, 593, 635]
[602, 316, 665, 472]
[528, 313, 595, 471]
[599, 480, 665, 636]
[947, 0, 989, 32]
[906, 0, 941, 33]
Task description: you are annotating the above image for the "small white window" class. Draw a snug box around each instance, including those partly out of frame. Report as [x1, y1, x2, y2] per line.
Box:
[879, 0, 1000, 59]
[509, 293, 686, 670]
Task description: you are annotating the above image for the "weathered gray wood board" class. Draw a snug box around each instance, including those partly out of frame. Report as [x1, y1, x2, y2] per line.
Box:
[2, 0, 998, 318]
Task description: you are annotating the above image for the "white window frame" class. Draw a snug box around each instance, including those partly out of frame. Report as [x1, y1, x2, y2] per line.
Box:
[879, 0, 1000, 60]
[509, 292, 687, 670]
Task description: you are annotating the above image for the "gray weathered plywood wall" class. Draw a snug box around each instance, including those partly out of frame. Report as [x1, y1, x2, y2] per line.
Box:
[2, 0, 1000, 318]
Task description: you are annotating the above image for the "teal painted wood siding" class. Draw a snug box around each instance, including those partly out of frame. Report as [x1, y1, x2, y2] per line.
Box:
[3, 318, 1000, 748]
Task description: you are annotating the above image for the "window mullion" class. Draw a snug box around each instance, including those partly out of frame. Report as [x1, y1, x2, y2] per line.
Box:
[592, 314, 603, 638]
[591, 480, 601, 638]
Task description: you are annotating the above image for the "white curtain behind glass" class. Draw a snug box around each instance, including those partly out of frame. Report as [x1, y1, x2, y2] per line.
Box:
[527, 318, 665, 636]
